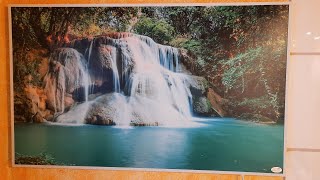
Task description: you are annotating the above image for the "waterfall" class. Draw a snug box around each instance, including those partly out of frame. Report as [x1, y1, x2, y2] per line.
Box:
[117, 35, 193, 126]
[87, 39, 94, 65]
[47, 34, 195, 126]
[125, 36, 188, 102]
[108, 45, 120, 93]
[77, 52, 91, 102]
[135, 35, 180, 72]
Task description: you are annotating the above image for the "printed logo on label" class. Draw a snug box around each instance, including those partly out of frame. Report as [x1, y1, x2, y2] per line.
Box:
[271, 167, 282, 173]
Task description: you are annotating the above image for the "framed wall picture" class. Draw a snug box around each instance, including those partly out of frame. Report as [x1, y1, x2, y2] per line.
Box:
[10, 3, 289, 175]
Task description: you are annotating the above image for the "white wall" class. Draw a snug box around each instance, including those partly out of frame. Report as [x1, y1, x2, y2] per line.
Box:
[286, 0, 320, 179]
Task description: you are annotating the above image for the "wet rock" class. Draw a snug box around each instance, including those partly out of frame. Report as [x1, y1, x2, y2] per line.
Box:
[89, 45, 114, 77]
[185, 75, 226, 117]
[85, 94, 121, 126]
[32, 112, 45, 123]
[44, 48, 89, 111]
[85, 93, 162, 126]
[86, 115, 115, 126]
[193, 97, 213, 115]
[131, 122, 159, 126]
[187, 75, 208, 96]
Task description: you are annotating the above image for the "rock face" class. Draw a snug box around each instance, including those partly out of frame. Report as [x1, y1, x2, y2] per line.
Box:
[87, 43, 135, 93]
[43, 48, 91, 113]
[14, 85, 52, 123]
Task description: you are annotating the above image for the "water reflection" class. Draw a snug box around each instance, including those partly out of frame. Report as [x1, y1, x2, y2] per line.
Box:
[124, 128, 189, 168]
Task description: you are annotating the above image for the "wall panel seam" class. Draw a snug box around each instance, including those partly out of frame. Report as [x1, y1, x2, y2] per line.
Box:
[290, 52, 320, 55]
[287, 148, 320, 152]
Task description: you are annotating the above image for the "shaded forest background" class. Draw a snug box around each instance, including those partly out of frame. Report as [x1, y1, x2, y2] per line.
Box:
[12, 6, 289, 123]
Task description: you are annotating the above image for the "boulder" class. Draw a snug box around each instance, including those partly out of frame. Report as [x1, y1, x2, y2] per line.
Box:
[185, 75, 227, 117]
[193, 97, 213, 115]
[85, 94, 121, 125]
[32, 112, 45, 123]
[187, 75, 208, 96]
[207, 88, 227, 117]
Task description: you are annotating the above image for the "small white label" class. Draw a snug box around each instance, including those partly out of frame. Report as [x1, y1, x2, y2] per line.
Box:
[271, 167, 283, 173]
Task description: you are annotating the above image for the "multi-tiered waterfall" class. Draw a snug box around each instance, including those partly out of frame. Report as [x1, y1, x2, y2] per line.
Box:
[44, 33, 198, 126]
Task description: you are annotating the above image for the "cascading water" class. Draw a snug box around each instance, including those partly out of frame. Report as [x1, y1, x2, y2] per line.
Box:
[87, 39, 94, 64]
[136, 35, 180, 72]
[108, 45, 120, 92]
[124, 36, 193, 125]
[45, 34, 196, 126]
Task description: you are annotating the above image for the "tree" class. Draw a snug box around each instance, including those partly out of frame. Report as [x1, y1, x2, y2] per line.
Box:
[133, 16, 174, 44]
[12, 7, 139, 51]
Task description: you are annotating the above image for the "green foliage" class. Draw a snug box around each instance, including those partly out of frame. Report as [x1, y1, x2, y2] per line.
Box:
[15, 152, 57, 165]
[238, 96, 271, 109]
[238, 113, 274, 123]
[164, 7, 205, 35]
[220, 39, 286, 121]
[133, 17, 174, 44]
[13, 49, 44, 92]
[182, 40, 202, 54]
[221, 47, 262, 91]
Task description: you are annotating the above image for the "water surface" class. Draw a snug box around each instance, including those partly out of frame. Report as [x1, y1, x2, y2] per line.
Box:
[15, 118, 284, 173]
